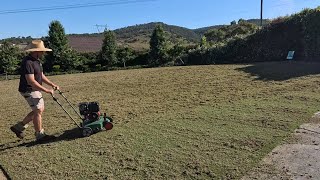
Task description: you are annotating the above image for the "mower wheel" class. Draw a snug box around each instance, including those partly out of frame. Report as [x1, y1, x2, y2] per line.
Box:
[103, 122, 113, 130]
[82, 127, 93, 137]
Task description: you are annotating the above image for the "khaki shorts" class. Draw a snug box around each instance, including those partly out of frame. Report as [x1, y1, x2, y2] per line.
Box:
[20, 91, 44, 111]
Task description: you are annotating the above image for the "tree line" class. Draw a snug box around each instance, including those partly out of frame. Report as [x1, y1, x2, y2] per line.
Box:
[0, 20, 194, 76]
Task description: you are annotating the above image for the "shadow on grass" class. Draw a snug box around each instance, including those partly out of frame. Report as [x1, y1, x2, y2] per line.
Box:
[0, 140, 22, 152]
[0, 127, 82, 150]
[236, 61, 320, 81]
[21, 127, 83, 148]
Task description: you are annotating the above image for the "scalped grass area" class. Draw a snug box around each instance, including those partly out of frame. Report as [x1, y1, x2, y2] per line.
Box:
[1, 62, 320, 179]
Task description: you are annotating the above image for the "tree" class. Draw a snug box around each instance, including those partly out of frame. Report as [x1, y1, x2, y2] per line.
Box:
[117, 47, 134, 67]
[238, 18, 246, 24]
[228, 21, 258, 38]
[0, 41, 20, 79]
[205, 29, 226, 43]
[204, 22, 258, 44]
[231, 20, 237, 25]
[46, 20, 79, 72]
[200, 36, 209, 48]
[149, 24, 169, 66]
[169, 42, 185, 65]
[99, 29, 118, 67]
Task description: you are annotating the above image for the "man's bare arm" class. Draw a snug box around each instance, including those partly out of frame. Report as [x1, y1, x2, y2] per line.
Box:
[26, 74, 52, 93]
[42, 73, 55, 87]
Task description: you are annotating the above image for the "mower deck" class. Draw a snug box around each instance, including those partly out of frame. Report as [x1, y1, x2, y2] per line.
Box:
[81, 116, 113, 137]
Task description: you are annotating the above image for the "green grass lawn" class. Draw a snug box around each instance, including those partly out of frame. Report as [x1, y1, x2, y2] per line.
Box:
[1, 61, 320, 179]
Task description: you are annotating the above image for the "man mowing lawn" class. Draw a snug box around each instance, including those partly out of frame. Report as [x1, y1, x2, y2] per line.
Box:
[10, 40, 60, 143]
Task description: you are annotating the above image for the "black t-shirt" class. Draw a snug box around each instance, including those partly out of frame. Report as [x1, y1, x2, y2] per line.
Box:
[18, 55, 43, 92]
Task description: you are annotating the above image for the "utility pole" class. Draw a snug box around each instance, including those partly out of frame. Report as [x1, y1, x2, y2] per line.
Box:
[95, 24, 108, 33]
[260, 0, 263, 27]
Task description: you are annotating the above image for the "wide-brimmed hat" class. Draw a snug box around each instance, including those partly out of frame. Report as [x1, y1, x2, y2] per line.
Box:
[25, 40, 52, 52]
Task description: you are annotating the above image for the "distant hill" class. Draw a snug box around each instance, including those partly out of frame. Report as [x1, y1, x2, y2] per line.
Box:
[67, 19, 270, 52]
[193, 19, 270, 35]
[1, 19, 270, 52]
[0, 36, 33, 45]
[115, 22, 200, 42]
[67, 22, 201, 52]
[67, 35, 103, 53]
[193, 25, 226, 35]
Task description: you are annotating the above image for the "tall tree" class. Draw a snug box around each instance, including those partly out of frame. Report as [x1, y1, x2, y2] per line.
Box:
[0, 41, 20, 79]
[46, 20, 79, 72]
[149, 24, 169, 66]
[99, 29, 118, 67]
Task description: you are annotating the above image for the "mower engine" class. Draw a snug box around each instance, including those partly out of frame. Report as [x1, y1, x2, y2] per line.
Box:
[79, 102, 101, 123]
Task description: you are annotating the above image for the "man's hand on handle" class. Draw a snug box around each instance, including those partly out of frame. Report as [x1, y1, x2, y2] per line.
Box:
[45, 88, 54, 95]
[44, 84, 60, 96]
[52, 84, 60, 91]
[45, 84, 59, 94]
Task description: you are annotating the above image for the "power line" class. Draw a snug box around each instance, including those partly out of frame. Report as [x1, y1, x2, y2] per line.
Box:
[95, 24, 108, 33]
[0, 0, 157, 15]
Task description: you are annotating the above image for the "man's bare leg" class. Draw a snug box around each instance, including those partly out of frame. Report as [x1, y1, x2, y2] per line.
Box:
[10, 111, 33, 139]
[33, 107, 56, 142]
[22, 111, 34, 126]
[33, 109, 43, 133]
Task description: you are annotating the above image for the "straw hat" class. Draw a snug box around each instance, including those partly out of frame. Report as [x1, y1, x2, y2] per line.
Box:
[25, 40, 52, 52]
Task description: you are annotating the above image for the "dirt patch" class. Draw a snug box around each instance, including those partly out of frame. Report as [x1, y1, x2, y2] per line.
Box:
[242, 118, 320, 179]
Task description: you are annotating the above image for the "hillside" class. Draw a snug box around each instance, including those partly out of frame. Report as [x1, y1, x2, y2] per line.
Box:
[115, 22, 200, 42]
[194, 19, 270, 35]
[220, 8, 320, 63]
[182, 8, 320, 66]
[68, 22, 200, 52]
[67, 19, 268, 52]
[193, 25, 225, 35]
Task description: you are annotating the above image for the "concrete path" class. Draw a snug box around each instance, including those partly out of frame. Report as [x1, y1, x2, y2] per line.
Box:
[242, 121, 320, 180]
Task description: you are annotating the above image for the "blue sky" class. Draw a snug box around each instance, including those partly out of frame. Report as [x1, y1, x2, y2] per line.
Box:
[0, 0, 319, 39]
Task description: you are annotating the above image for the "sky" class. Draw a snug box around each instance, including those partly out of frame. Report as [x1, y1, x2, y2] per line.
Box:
[0, 0, 319, 39]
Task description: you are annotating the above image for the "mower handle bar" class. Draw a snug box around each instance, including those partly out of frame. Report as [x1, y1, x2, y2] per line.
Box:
[50, 89, 82, 128]
[52, 89, 82, 118]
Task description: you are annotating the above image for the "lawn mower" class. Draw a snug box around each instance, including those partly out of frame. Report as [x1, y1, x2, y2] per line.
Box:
[51, 89, 113, 137]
